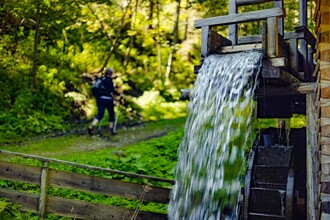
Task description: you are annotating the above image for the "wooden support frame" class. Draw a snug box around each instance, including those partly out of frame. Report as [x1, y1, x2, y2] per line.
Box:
[194, 8, 285, 28]
[238, 28, 316, 48]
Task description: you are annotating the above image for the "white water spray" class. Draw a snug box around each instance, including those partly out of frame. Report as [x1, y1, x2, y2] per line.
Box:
[168, 51, 263, 220]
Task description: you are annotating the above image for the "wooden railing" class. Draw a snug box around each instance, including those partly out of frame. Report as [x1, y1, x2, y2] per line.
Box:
[0, 150, 173, 220]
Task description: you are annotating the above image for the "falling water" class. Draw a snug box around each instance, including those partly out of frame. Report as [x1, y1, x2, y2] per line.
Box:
[168, 51, 263, 220]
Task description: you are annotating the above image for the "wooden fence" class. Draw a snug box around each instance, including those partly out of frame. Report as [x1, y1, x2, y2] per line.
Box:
[0, 150, 174, 220]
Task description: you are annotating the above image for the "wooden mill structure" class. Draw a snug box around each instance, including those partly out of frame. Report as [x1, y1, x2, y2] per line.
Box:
[191, 0, 330, 219]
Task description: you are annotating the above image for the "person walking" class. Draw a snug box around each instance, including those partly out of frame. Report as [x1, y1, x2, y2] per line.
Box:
[88, 67, 117, 135]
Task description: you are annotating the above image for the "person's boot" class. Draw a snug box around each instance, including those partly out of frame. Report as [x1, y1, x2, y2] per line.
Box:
[87, 126, 94, 135]
[110, 127, 117, 135]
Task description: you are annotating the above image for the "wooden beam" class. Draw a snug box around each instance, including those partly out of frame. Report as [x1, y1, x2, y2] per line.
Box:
[238, 28, 316, 47]
[194, 8, 285, 28]
[264, 57, 287, 67]
[306, 92, 319, 220]
[217, 43, 262, 53]
[208, 30, 232, 54]
[0, 189, 167, 220]
[0, 150, 174, 184]
[236, 0, 273, 6]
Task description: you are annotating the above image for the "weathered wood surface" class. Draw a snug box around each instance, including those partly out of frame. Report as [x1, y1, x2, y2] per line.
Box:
[316, 1, 330, 220]
[0, 189, 167, 220]
[194, 8, 285, 28]
[236, 0, 273, 6]
[217, 43, 262, 53]
[49, 169, 170, 203]
[0, 161, 171, 204]
[0, 150, 174, 184]
[316, 43, 330, 62]
[208, 30, 232, 54]
[38, 162, 49, 220]
[306, 93, 320, 220]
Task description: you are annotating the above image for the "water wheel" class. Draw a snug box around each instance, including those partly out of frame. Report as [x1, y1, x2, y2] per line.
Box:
[242, 128, 296, 220]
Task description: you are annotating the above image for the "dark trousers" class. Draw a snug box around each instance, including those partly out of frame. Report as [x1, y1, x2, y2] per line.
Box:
[96, 98, 114, 122]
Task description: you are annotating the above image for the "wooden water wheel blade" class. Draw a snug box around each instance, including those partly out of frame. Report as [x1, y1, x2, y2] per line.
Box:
[249, 187, 287, 216]
[253, 165, 290, 185]
[252, 181, 287, 190]
[255, 147, 293, 166]
[248, 212, 285, 219]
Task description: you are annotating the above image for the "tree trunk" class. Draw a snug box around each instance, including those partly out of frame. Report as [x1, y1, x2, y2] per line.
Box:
[30, 5, 42, 93]
[156, 0, 162, 83]
[101, 0, 132, 72]
[165, 0, 181, 85]
[124, 0, 139, 73]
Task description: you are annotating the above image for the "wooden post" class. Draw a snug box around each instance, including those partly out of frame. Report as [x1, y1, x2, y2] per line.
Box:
[201, 26, 210, 60]
[289, 38, 299, 72]
[300, 0, 311, 80]
[229, 0, 238, 45]
[38, 161, 49, 220]
[267, 17, 279, 58]
[274, 0, 284, 36]
[306, 93, 319, 220]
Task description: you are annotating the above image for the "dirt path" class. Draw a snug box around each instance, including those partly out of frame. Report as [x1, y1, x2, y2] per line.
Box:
[1, 119, 185, 157]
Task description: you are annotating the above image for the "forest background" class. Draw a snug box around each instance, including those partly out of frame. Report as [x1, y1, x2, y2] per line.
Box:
[0, 0, 314, 142]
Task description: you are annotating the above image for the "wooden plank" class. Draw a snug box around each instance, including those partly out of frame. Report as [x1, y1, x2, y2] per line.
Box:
[297, 83, 318, 94]
[45, 196, 167, 220]
[266, 57, 287, 67]
[321, 82, 330, 98]
[238, 29, 315, 45]
[217, 43, 262, 53]
[0, 189, 167, 220]
[208, 30, 232, 54]
[321, 106, 330, 117]
[322, 125, 330, 138]
[0, 188, 39, 212]
[48, 169, 171, 204]
[0, 150, 175, 184]
[194, 8, 285, 28]
[0, 161, 41, 184]
[319, 43, 330, 62]
[321, 117, 330, 127]
[236, 0, 273, 6]
[322, 145, 330, 156]
[322, 137, 330, 146]
[321, 155, 330, 164]
[322, 163, 330, 175]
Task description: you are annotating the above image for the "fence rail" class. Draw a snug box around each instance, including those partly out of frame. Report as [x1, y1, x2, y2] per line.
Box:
[0, 150, 172, 220]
